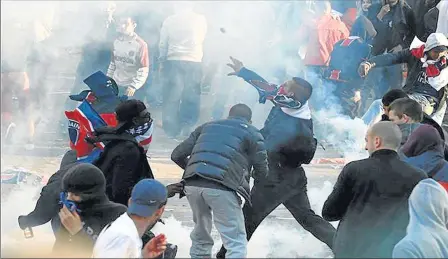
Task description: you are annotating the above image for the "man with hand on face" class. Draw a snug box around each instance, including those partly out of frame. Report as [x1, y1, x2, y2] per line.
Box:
[53, 163, 127, 257]
[93, 179, 168, 258]
[106, 14, 149, 98]
[322, 121, 427, 258]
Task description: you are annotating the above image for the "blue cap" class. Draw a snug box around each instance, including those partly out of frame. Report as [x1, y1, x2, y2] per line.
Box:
[83, 71, 118, 98]
[128, 179, 168, 217]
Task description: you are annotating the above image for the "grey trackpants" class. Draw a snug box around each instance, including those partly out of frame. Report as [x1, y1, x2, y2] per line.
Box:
[184, 186, 247, 258]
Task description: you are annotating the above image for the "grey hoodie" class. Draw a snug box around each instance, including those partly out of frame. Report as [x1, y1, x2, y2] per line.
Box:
[393, 179, 448, 258]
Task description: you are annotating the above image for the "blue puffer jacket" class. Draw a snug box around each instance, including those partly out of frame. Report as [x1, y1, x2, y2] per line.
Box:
[237, 67, 317, 168]
[402, 150, 448, 182]
[171, 117, 269, 203]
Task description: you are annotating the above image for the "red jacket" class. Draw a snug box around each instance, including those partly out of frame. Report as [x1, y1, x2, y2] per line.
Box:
[299, 14, 350, 66]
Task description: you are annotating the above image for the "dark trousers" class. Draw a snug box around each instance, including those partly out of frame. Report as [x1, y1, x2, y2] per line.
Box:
[161, 60, 202, 138]
[218, 166, 336, 258]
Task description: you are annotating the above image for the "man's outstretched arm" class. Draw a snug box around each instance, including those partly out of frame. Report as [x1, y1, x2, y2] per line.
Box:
[227, 56, 278, 104]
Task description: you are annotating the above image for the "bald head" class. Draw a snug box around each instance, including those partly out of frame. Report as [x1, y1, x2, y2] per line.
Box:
[365, 121, 402, 154]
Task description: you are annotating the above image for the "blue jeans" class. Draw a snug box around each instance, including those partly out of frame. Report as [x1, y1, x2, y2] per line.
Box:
[362, 99, 383, 126]
[161, 60, 202, 137]
[185, 186, 247, 258]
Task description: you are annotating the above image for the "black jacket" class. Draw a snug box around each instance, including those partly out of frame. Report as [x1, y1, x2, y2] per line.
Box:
[18, 150, 78, 233]
[52, 196, 126, 257]
[92, 127, 154, 206]
[322, 149, 427, 258]
[171, 117, 269, 203]
[370, 2, 416, 55]
[368, 48, 446, 102]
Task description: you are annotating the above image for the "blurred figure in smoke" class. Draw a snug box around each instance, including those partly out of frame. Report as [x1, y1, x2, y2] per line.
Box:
[393, 179, 448, 258]
[323, 121, 427, 258]
[298, 1, 349, 112]
[359, 33, 448, 126]
[66, 1, 118, 111]
[106, 13, 149, 98]
[217, 57, 336, 258]
[158, 2, 207, 138]
[1, 18, 34, 146]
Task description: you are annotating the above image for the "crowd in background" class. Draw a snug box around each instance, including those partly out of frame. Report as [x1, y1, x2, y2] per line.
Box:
[2, 0, 448, 258]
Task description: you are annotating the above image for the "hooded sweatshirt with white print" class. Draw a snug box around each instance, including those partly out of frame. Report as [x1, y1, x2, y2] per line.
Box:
[393, 178, 448, 258]
[367, 33, 448, 106]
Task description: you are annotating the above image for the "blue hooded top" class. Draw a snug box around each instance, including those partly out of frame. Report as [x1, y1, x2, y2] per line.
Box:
[393, 179, 448, 258]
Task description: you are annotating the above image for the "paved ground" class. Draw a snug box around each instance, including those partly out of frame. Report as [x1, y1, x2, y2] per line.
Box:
[1, 153, 339, 258]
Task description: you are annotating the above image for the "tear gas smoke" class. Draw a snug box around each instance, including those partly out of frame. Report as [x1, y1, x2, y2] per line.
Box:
[1, 159, 337, 258]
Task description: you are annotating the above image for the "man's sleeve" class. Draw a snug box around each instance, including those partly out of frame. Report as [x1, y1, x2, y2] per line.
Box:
[20, 177, 61, 228]
[248, 130, 269, 180]
[130, 41, 150, 90]
[368, 49, 412, 67]
[158, 19, 169, 62]
[111, 144, 141, 205]
[93, 236, 140, 258]
[236, 67, 278, 104]
[322, 164, 355, 221]
[171, 125, 203, 169]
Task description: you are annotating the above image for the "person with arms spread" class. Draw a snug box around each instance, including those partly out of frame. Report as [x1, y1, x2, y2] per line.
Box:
[217, 57, 335, 258]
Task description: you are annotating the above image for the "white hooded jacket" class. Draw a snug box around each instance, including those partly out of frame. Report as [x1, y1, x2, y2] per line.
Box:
[393, 179, 448, 258]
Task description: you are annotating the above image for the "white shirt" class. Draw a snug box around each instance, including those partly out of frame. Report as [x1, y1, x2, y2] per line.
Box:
[159, 9, 207, 62]
[436, 1, 448, 36]
[92, 213, 142, 258]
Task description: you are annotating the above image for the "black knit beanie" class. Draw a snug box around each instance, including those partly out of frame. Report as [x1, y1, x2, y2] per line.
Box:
[62, 163, 106, 200]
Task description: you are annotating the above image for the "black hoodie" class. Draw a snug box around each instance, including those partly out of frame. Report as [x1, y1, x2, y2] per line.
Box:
[52, 163, 126, 257]
[91, 126, 154, 206]
[18, 150, 78, 232]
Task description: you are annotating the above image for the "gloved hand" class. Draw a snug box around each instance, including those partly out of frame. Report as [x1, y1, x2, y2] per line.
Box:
[18, 215, 28, 230]
[166, 182, 184, 198]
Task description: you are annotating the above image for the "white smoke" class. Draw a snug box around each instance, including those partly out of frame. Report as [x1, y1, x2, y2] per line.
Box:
[2, 174, 336, 258]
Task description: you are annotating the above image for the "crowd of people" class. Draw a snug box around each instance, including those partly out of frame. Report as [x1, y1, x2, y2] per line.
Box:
[2, 0, 448, 258]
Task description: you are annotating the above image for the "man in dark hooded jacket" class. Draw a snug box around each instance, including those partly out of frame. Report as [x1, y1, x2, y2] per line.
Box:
[53, 163, 127, 257]
[18, 150, 78, 234]
[217, 57, 336, 258]
[90, 99, 183, 206]
[90, 99, 155, 206]
[322, 121, 427, 258]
